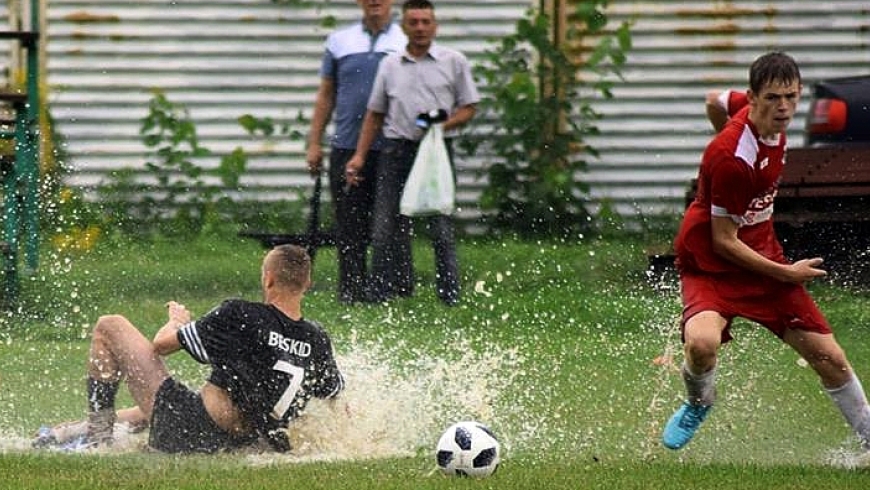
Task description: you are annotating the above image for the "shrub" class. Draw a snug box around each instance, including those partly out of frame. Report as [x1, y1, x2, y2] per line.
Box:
[461, 3, 631, 238]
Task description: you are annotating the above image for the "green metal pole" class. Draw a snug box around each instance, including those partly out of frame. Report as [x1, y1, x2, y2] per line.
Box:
[22, 35, 40, 272]
[22, 0, 40, 273]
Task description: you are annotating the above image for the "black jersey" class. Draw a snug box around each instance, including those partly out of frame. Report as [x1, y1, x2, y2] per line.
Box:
[177, 299, 344, 448]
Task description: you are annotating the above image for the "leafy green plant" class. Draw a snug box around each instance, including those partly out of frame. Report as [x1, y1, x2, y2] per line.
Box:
[95, 167, 143, 237]
[97, 90, 327, 240]
[238, 111, 308, 141]
[99, 91, 249, 238]
[461, 3, 631, 238]
[140, 90, 215, 236]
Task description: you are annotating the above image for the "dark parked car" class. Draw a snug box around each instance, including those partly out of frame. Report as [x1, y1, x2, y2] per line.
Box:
[804, 75, 870, 147]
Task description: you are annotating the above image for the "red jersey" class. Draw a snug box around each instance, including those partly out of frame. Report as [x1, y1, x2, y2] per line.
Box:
[675, 91, 788, 273]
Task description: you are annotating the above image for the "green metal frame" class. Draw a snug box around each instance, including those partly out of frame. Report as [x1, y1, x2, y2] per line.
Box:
[1, 0, 41, 305]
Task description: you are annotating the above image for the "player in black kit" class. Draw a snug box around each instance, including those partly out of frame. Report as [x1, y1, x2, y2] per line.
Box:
[34, 244, 344, 453]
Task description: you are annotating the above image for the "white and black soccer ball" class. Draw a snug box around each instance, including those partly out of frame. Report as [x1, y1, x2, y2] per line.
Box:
[435, 421, 501, 478]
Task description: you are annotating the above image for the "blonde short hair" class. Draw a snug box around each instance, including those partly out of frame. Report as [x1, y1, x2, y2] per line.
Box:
[266, 244, 311, 292]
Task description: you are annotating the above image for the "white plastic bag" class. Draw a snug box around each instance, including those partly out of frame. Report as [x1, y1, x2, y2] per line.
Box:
[400, 123, 455, 216]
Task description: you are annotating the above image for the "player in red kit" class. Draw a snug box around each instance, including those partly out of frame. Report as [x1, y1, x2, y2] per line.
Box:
[662, 52, 870, 461]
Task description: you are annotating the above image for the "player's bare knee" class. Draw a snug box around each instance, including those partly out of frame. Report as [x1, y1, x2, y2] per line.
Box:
[684, 333, 719, 359]
[93, 314, 129, 339]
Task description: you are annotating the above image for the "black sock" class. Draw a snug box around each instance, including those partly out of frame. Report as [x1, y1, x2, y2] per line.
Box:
[87, 377, 119, 413]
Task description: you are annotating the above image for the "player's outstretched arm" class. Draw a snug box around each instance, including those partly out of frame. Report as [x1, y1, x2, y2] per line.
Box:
[153, 301, 190, 356]
[711, 217, 827, 283]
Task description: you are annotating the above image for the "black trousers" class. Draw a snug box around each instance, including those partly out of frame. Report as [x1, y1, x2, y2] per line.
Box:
[328, 147, 379, 303]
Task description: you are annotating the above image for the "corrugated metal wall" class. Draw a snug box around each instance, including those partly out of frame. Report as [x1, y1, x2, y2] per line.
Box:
[585, 0, 870, 219]
[33, 0, 870, 224]
[45, 0, 532, 221]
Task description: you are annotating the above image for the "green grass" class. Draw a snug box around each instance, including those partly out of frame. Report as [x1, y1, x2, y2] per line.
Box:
[1, 234, 870, 489]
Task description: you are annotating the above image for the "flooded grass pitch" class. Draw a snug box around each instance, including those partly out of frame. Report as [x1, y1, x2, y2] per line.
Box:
[0, 239, 868, 470]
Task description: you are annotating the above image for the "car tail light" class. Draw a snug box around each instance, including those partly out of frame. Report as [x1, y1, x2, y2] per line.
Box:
[808, 98, 847, 134]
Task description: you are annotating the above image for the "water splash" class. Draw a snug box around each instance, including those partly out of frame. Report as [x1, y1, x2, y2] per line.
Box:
[251, 330, 524, 465]
[823, 442, 870, 469]
[0, 330, 526, 463]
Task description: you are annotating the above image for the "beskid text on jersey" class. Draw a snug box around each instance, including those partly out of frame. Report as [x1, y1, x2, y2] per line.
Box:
[267, 331, 312, 357]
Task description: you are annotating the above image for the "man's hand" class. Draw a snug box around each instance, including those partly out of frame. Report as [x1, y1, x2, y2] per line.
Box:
[153, 301, 189, 355]
[306, 146, 323, 176]
[785, 257, 827, 284]
[416, 109, 448, 129]
[345, 155, 365, 187]
[166, 301, 191, 324]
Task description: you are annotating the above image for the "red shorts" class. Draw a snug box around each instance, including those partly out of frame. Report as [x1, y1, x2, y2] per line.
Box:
[680, 271, 832, 343]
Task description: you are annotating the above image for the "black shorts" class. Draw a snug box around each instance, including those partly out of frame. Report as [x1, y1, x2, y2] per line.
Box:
[148, 378, 256, 453]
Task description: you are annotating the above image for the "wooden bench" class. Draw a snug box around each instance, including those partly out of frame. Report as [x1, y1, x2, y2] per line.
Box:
[780, 147, 870, 196]
[775, 146, 870, 226]
[0, 30, 39, 113]
[0, 30, 38, 48]
[683, 146, 870, 225]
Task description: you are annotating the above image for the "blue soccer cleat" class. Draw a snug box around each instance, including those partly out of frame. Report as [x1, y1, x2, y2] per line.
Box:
[31, 426, 57, 448]
[57, 434, 106, 453]
[662, 401, 711, 450]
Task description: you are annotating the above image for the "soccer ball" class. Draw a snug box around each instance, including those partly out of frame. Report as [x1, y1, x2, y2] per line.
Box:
[435, 421, 501, 478]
